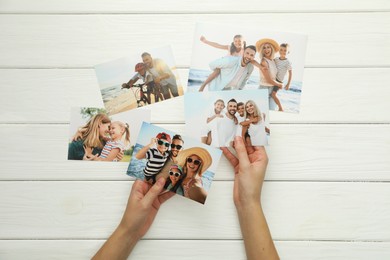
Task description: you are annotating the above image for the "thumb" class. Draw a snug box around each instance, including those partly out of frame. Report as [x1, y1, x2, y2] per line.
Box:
[143, 178, 166, 207]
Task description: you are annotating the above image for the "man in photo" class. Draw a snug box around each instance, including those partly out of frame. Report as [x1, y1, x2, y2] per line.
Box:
[121, 62, 164, 104]
[212, 98, 238, 147]
[141, 52, 179, 100]
[156, 134, 184, 181]
[199, 45, 256, 91]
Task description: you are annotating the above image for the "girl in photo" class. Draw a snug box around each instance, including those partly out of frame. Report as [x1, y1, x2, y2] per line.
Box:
[87, 121, 130, 162]
[240, 100, 268, 146]
[199, 35, 246, 91]
[164, 164, 184, 195]
[201, 99, 225, 145]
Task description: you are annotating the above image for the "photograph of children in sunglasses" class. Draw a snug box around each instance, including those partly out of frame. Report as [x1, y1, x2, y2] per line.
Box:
[127, 122, 222, 204]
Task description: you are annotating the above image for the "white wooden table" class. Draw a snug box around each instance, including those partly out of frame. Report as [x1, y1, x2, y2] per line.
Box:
[1, 1, 389, 259]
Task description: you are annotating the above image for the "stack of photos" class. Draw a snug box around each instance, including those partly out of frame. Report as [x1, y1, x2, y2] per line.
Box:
[188, 23, 307, 113]
[68, 107, 150, 163]
[127, 122, 222, 204]
[94, 45, 183, 115]
[66, 24, 307, 205]
[185, 90, 270, 147]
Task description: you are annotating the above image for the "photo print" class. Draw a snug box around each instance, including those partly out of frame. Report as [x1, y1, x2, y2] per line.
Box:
[188, 23, 307, 113]
[127, 122, 222, 204]
[95, 45, 183, 115]
[185, 89, 270, 147]
[68, 107, 150, 163]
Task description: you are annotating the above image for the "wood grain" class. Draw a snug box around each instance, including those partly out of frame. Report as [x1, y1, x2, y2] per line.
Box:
[0, 13, 389, 67]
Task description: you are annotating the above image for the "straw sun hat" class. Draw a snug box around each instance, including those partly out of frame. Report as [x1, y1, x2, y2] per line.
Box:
[177, 147, 212, 176]
[255, 38, 280, 53]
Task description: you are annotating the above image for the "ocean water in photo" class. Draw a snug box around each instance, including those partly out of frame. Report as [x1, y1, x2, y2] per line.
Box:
[127, 143, 215, 191]
[101, 84, 128, 103]
[188, 69, 302, 113]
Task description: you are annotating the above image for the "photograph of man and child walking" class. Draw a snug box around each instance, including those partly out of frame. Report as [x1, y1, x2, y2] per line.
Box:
[188, 23, 307, 113]
[126, 122, 222, 204]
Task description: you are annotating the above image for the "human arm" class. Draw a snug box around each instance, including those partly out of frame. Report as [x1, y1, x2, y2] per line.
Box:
[206, 113, 223, 123]
[135, 138, 156, 160]
[122, 74, 140, 89]
[285, 70, 292, 90]
[260, 60, 282, 88]
[92, 178, 174, 260]
[200, 36, 229, 50]
[221, 136, 279, 260]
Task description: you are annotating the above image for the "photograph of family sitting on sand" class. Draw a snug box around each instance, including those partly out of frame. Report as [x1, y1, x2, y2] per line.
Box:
[94, 45, 183, 115]
[188, 23, 307, 113]
[185, 90, 270, 147]
[68, 107, 150, 163]
[127, 122, 222, 204]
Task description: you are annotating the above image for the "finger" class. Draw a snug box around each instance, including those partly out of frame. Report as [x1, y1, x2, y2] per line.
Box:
[143, 178, 166, 207]
[252, 145, 268, 162]
[158, 190, 175, 204]
[233, 136, 250, 166]
[221, 147, 238, 168]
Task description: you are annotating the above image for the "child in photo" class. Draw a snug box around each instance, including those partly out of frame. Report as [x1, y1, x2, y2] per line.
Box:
[235, 102, 246, 136]
[198, 35, 246, 91]
[164, 164, 184, 195]
[201, 99, 225, 145]
[85, 121, 130, 162]
[274, 43, 293, 91]
[135, 132, 171, 184]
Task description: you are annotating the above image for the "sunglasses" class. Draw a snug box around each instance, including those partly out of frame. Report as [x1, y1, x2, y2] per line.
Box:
[187, 157, 202, 165]
[157, 139, 170, 147]
[169, 171, 181, 177]
[170, 144, 182, 150]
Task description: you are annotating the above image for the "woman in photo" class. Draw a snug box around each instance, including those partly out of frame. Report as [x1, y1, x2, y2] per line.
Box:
[86, 121, 130, 162]
[240, 100, 267, 146]
[68, 113, 113, 160]
[177, 147, 212, 204]
[255, 38, 284, 111]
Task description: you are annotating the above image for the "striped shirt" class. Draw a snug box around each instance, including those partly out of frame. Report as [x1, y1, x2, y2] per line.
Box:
[143, 148, 168, 177]
[274, 57, 292, 82]
[99, 140, 125, 162]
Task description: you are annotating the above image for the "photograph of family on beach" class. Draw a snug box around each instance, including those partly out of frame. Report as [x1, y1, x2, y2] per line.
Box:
[185, 90, 270, 147]
[68, 107, 150, 163]
[94, 45, 183, 115]
[127, 122, 222, 204]
[188, 23, 307, 113]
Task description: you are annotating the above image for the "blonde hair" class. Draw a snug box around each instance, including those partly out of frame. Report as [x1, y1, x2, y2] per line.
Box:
[259, 43, 276, 60]
[183, 154, 204, 177]
[111, 121, 131, 147]
[80, 113, 111, 149]
[245, 100, 262, 121]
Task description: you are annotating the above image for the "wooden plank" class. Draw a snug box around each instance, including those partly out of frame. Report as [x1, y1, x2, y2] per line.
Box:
[0, 68, 389, 123]
[0, 14, 389, 67]
[0, 181, 389, 240]
[1, 0, 389, 13]
[1, 240, 390, 260]
[0, 124, 389, 181]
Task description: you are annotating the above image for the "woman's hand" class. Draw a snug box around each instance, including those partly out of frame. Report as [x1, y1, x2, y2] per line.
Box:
[120, 179, 174, 239]
[92, 179, 174, 259]
[221, 136, 268, 208]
